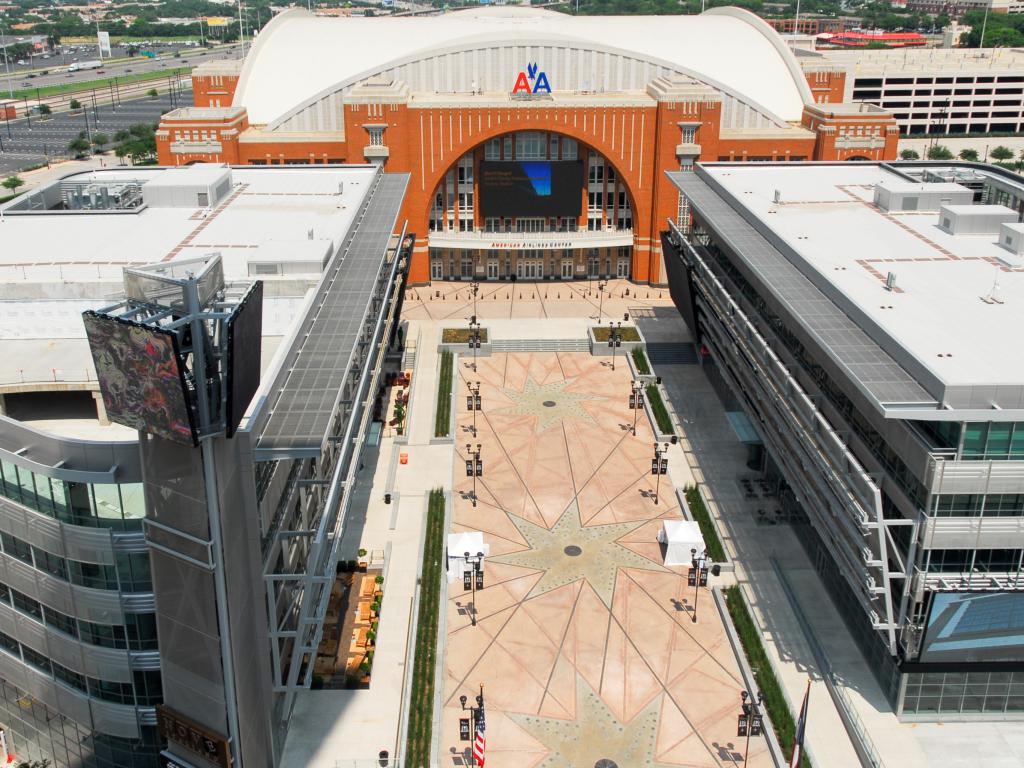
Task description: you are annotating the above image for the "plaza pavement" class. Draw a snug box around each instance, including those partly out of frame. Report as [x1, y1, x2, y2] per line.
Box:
[439, 344, 772, 768]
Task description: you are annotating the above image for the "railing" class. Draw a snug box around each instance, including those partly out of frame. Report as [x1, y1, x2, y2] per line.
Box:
[770, 558, 887, 768]
[428, 227, 634, 249]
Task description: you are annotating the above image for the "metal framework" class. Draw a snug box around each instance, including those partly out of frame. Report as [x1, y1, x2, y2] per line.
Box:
[257, 171, 411, 708]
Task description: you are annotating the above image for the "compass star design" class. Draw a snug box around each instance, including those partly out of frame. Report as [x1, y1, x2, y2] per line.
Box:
[490, 502, 666, 606]
[511, 674, 676, 768]
[497, 376, 601, 434]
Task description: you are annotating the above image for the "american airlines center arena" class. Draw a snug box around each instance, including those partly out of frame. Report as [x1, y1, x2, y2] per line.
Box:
[157, 6, 899, 285]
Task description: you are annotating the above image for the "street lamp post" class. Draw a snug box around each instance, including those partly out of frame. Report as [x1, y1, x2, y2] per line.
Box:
[1, 20, 14, 100]
[468, 318, 482, 373]
[629, 380, 644, 435]
[465, 443, 482, 507]
[651, 442, 668, 505]
[737, 689, 765, 764]
[459, 684, 486, 766]
[607, 320, 622, 371]
[689, 547, 709, 623]
[462, 551, 485, 626]
[467, 381, 481, 437]
[469, 280, 480, 322]
[597, 278, 608, 322]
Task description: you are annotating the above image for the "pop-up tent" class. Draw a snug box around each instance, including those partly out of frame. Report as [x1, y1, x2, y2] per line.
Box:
[658, 520, 706, 566]
[446, 531, 490, 582]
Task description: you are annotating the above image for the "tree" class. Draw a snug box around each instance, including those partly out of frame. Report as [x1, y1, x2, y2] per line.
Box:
[16, 760, 51, 768]
[958, 148, 979, 162]
[2, 176, 25, 194]
[92, 133, 109, 153]
[38, 104, 51, 116]
[991, 145, 1015, 161]
[68, 136, 91, 157]
[69, 98, 81, 111]
[147, 88, 158, 99]
[899, 148, 920, 160]
[927, 144, 954, 160]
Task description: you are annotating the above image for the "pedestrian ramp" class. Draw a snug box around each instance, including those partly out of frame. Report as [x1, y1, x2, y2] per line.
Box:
[491, 338, 590, 353]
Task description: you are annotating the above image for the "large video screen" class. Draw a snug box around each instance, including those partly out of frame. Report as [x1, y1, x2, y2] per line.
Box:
[225, 281, 264, 438]
[83, 312, 196, 446]
[918, 591, 1024, 663]
[479, 161, 583, 218]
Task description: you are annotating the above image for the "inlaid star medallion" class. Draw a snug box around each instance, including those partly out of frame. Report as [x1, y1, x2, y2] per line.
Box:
[511, 674, 676, 768]
[489, 502, 666, 606]
[496, 376, 601, 433]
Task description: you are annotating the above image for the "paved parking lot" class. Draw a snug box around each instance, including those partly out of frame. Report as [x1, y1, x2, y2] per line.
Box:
[0, 90, 188, 177]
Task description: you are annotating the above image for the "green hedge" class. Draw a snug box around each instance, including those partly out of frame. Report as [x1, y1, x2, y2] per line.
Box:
[724, 585, 812, 768]
[645, 383, 674, 435]
[405, 489, 446, 768]
[631, 347, 651, 375]
[434, 351, 453, 438]
[684, 486, 726, 563]
[592, 325, 641, 342]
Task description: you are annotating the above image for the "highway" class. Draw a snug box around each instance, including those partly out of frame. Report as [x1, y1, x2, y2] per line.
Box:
[2, 43, 242, 96]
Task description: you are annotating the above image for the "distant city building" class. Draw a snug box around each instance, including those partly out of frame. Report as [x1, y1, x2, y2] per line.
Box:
[158, 6, 899, 287]
[665, 160, 1024, 717]
[907, 0, 1024, 15]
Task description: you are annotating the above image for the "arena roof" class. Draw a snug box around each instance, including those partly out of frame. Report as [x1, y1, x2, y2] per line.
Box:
[234, 6, 812, 127]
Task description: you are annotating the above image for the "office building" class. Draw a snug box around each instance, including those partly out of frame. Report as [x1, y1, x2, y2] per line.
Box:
[664, 160, 1024, 717]
[0, 163, 409, 766]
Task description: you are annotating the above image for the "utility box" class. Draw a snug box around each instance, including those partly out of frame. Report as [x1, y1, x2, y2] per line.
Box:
[938, 204, 1018, 235]
[141, 165, 233, 209]
[873, 181, 973, 213]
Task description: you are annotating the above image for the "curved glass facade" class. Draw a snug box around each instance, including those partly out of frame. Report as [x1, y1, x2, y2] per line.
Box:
[0, 459, 144, 531]
[0, 530, 151, 592]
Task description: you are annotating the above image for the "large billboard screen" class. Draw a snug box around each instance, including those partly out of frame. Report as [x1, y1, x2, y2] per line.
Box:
[225, 281, 264, 438]
[83, 312, 196, 445]
[479, 161, 583, 218]
[918, 591, 1024, 663]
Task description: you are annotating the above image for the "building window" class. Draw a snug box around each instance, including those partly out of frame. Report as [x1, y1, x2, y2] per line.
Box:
[485, 139, 501, 160]
[10, 589, 41, 621]
[366, 126, 384, 146]
[43, 606, 78, 638]
[681, 125, 697, 144]
[80, 620, 128, 650]
[562, 138, 578, 160]
[503, 137, 512, 159]
[1, 533, 32, 565]
[22, 646, 51, 675]
[515, 132, 545, 160]
[53, 662, 87, 694]
[87, 678, 134, 705]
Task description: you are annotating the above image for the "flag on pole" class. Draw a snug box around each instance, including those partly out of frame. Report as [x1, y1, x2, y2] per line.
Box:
[473, 707, 486, 767]
[789, 679, 811, 768]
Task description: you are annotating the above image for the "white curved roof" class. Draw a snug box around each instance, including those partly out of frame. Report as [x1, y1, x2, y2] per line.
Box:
[235, 6, 811, 126]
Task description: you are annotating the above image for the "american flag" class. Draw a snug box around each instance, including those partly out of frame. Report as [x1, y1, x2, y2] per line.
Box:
[473, 707, 486, 767]
[789, 679, 811, 768]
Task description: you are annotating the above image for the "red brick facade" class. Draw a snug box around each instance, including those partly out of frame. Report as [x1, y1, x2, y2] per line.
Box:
[158, 68, 897, 285]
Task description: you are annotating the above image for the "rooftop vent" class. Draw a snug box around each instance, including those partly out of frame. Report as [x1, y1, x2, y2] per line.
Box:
[938, 204, 1017, 236]
[873, 181, 973, 213]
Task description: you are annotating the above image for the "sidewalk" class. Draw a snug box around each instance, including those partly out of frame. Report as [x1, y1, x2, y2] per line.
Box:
[280, 320, 451, 767]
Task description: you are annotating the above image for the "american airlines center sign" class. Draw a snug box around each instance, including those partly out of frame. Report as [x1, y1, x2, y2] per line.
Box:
[512, 63, 552, 95]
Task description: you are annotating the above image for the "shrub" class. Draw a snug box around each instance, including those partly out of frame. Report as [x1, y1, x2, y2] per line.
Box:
[898, 148, 919, 160]
[69, 98, 81, 110]
[358, 548, 367, 557]
[684, 486, 727, 563]
[631, 347, 651, 375]
[375, 575, 384, 584]
[434, 350, 453, 438]
[645, 383, 674, 435]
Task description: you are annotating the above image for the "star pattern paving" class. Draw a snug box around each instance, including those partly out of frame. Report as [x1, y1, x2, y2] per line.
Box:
[489, 501, 667, 606]
[496, 375, 601, 433]
[511, 674, 676, 768]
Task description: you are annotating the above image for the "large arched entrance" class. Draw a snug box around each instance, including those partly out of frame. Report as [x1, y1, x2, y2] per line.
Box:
[424, 130, 639, 282]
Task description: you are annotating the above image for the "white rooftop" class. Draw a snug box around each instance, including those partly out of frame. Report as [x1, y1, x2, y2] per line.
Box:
[0, 163, 379, 435]
[235, 5, 811, 126]
[698, 163, 1024, 395]
[807, 46, 1024, 76]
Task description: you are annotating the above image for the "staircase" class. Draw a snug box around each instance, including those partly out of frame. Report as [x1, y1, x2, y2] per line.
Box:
[646, 342, 698, 365]
[491, 339, 591, 353]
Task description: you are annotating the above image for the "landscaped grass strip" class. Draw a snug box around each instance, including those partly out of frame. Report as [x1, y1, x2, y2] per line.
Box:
[645, 383, 674, 435]
[434, 351, 453, 438]
[684, 486, 727, 563]
[404, 489, 446, 767]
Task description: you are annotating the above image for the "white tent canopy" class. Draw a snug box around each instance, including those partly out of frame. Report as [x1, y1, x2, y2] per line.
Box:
[446, 531, 490, 583]
[659, 520, 706, 566]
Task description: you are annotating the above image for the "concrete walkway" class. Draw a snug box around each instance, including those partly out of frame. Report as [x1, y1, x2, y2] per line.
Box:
[280, 321, 452, 767]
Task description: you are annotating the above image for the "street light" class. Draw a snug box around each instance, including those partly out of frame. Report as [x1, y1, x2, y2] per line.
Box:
[466, 381, 481, 438]
[465, 443, 482, 507]
[1, 19, 13, 100]
[629, 380, 644, 435]
[607, 320, 622, 371]
[462, 551, 485, 626]
[469, 280, 480, 322]
[597, 278, 608, 322]
[459, 684, 486, 766]
[689, 547, 709, 623]
[651, 442, 668, 505]
[468, 318, 482, 373]
[737, 689, 765, 764]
